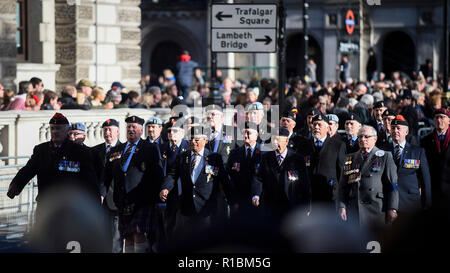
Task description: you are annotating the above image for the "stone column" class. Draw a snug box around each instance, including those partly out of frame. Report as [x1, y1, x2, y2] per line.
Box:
[55, 0, 142, 92]
[0, 0, 17, 90]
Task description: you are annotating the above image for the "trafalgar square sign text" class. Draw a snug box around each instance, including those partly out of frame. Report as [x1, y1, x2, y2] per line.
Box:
[211, 4, 278, 53]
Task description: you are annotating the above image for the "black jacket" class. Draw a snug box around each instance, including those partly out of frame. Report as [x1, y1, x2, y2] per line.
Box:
[162, 149, 235, 217]
[9, 139, 99, 202]
[297, 135, 346, 202]
[384, 142, 432, 213]
[104, 139, 164, 211]
[91, 141, 122, 197]
[253, 149, 312, 218]
[226, 143, 263, 207]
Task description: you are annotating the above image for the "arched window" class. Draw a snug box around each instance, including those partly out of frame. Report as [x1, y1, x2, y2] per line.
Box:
[16, 0, 27, 60]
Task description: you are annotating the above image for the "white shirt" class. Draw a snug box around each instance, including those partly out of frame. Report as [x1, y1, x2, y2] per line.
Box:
[105, 139, 119, 153]
[393, 140, 406, 154]
[210, 125, 222, 141]
[275, 148, 288, 165]
[244, 143, 257, 157]
[314, 135, 327, 145]
[191, 148, 205, 183]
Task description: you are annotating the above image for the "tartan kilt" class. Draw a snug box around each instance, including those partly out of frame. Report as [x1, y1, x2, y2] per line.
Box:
[119, 205, 154, 238]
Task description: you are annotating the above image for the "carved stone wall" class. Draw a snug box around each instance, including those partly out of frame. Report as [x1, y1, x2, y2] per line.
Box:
[0, 0, 17, 90]
[55, 0, 141, 93]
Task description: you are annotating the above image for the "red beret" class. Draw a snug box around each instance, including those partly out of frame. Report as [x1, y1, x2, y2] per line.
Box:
[433, 108, 450, 118]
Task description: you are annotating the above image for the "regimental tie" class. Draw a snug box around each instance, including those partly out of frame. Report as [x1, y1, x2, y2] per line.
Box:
[363, 151, 369, 162]
[106, 144, 111, 154]
[171, 144, 177, 153]
[191, 153, 198, 173]
[121, 143, 135, 166]
[277, 154, 284, 166]
[395, 144, 402, 165]
[315, 140, 323, 147]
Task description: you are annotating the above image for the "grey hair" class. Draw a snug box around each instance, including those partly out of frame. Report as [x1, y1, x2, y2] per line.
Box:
[360, 94, 374, 107]
[358, 125, 377, 137]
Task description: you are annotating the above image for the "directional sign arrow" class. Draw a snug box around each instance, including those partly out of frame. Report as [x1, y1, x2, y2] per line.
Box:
[215, 11, 233, 21]
[255, 35, 272, 45]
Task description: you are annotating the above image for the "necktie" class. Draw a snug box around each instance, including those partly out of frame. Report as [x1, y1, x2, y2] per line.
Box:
[191, 153, 198, 173]
[363, 151, 369, 162]
[348, 138, 354, 147]
[395, 145, 402, 164]
[439, 135, 445, 142]
[315, 140, 323, 147]
[121, 143, 135, 168]
[277, 154, 283, 166]
[171, 144, 177, 153]
[106, 144, 111, 154]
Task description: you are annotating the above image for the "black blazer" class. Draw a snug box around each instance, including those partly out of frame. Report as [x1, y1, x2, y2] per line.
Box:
[226, 143, 263, 207]
[162, 148, 234, 217]
[91, 140, 122, 196]
[205, 125, 237, 166]
[104, 139, 164, 210]
[297, 135, 346, 202]
[253, 149, 312, 216]
[384, 142, 432, 213]
[159, 139, 190, 176]
[9, 139, 99, 202]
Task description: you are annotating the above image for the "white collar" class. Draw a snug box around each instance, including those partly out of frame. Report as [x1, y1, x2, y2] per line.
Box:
[191, 148, 205, 157]
[314, 135, 327, 143]
[170, 140, 182, 148]
[288, 131, 293, 138]
[106, 140, 119, 148]
[245, 142, 257, 152]
[276, 148, 288, 159]
[393, 140, 406, 149]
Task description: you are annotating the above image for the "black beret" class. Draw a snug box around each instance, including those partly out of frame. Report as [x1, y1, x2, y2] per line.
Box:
[382, 108, 397, 118]
[49, 113, 69, 125]
[391, 115, 408, 127]
[167, 117, 182, 129]
[278, 127, 290, 137]
[373, 101, 386, 109]
[281, 109, 297, 121]
[125, 115, 144, 125]
[307, 108, 321, 117]
[102, 119, 119, 128]
[346, 113, 362, 124]
[311, 114, 329, 124]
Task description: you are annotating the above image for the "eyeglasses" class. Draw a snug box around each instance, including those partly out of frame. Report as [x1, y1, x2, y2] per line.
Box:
[190, 137, 204, 141]
[319, 103, 327, 105]
[357, 135, 376, 139]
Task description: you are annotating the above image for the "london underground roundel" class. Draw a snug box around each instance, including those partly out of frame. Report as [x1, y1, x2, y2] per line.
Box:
[345, 10, 355, 35]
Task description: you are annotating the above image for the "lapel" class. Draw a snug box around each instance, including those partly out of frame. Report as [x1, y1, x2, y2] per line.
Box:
[120, 139, 143, 171]
[319, 136, 330, 156]
[399, 142, 411, 171]
[195, 149, 210, 184]
[361, 147, 378, 175]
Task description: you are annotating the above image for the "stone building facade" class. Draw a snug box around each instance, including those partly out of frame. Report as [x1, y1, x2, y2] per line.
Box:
[0, 0, 141, 93]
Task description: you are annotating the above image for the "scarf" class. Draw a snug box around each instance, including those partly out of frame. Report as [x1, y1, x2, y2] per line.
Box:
[434, 127, 450, 153]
